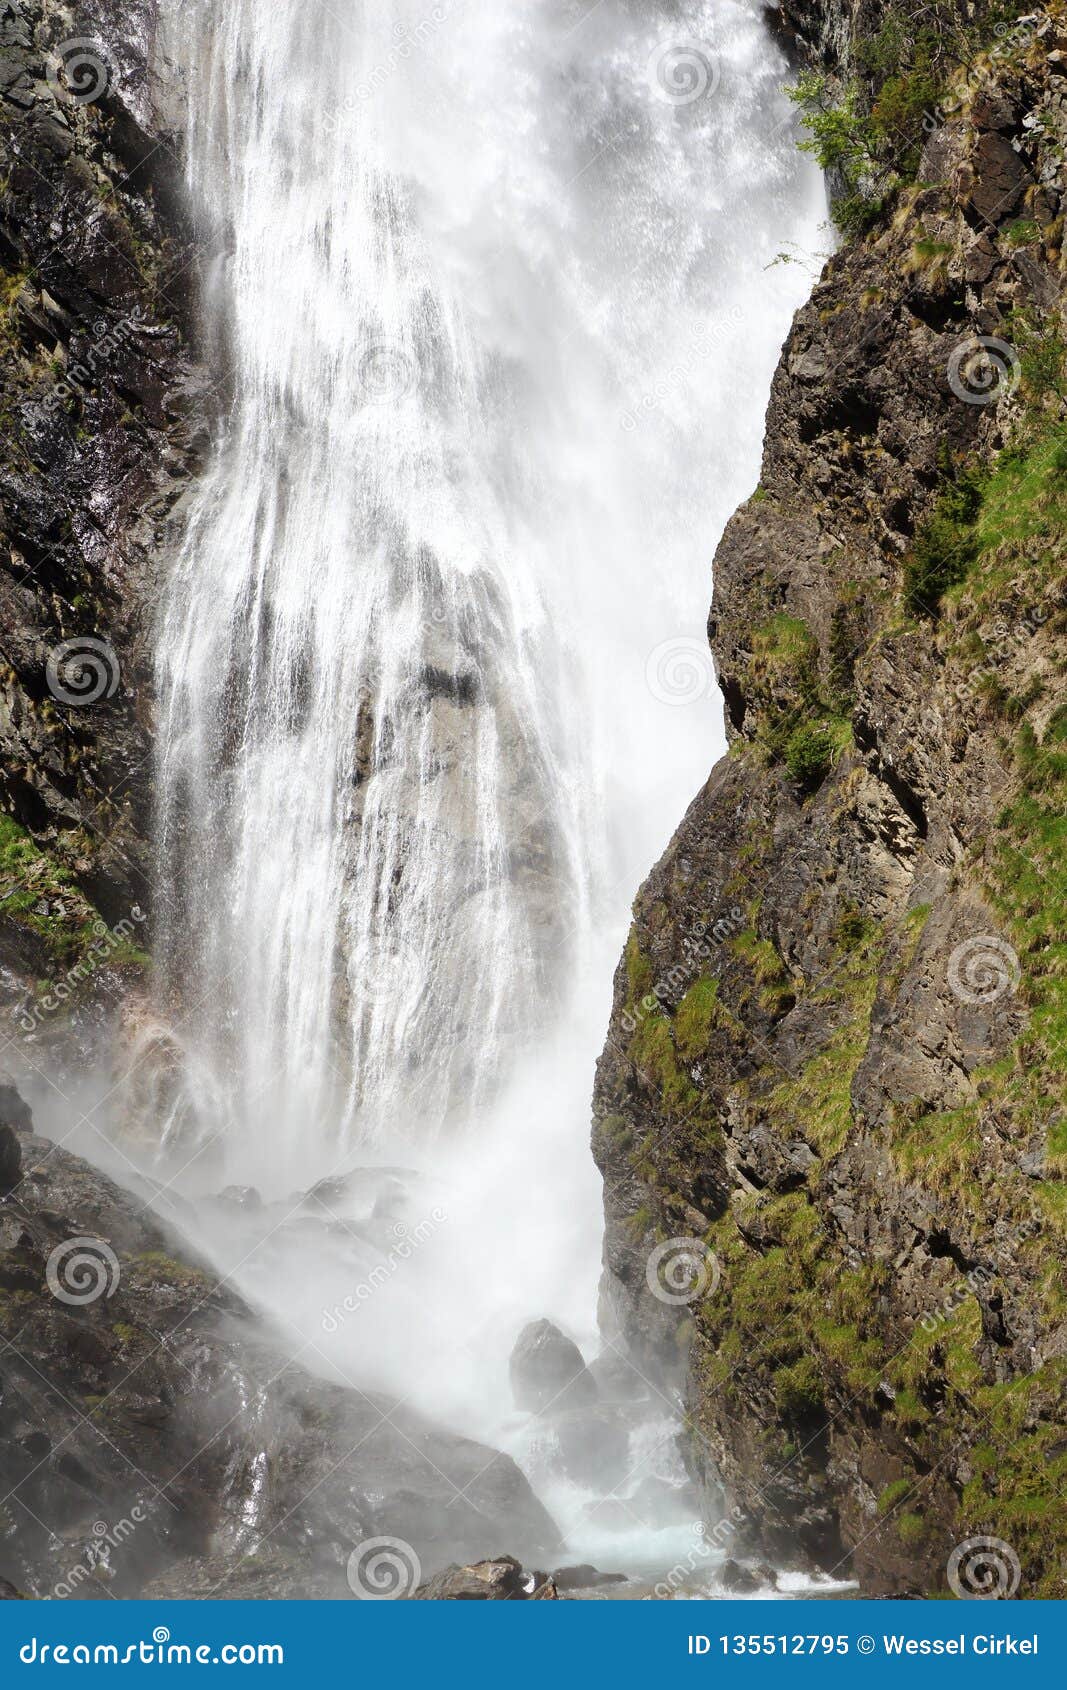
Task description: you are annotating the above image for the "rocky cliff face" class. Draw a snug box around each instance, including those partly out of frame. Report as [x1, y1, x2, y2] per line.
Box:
[594, 0, 1067, 1597]
[0, 0, 200, 1064]
[0, 1082, 558, 1597]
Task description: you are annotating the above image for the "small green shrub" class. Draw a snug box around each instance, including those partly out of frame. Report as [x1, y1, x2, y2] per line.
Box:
[774, 1355, 826, 1420]
[903, 466, 985, 617]
[785, 723, 835, 788]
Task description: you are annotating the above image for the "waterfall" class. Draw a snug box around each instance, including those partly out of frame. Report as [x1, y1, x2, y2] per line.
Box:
[141, 0, 823, 1503]
[149, 0, 822, 1193]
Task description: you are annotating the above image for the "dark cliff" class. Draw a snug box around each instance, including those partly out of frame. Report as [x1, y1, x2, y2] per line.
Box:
[0, 1084, 557, 1597]
[594, 0, 1067, 1596]
[0, 0, 201, 1060]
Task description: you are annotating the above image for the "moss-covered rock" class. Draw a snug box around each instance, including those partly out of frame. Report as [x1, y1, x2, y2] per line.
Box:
[593, 0, 1067, 1599]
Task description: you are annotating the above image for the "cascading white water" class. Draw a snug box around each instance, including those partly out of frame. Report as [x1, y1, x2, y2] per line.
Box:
[150, 0, 823, 1194]
[130, 0, 826, 1580]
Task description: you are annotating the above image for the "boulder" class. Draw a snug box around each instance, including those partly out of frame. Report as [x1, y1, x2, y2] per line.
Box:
[719, 1558, 778, 1593]
[552, 1563, 627, 1591]
[588, 1348, 649, 1403]
[509, 1318, 596, 1414]
[719, 1558, 760, 1594]
[553, 1403, 630, 1488]
[414, 1556, 558, 1600]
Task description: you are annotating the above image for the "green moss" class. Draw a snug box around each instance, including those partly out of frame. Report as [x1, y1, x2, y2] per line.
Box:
[752, 614, 818, 678]
[896, 1512, 928, 1545]
[878, 1478, 913, 1515]
[597, 1113, 634, 1154]
[624, 931, 654, 1002]
[1, 813, 134, 965]
[625, 1205, 653, 1241]
[774, 1355, 825, 1419]
[131, 1252, 211, 1291]
[630, 1013, 700, 1114]
[903, 466, 985, 617]
[673, 978, 728, 1059]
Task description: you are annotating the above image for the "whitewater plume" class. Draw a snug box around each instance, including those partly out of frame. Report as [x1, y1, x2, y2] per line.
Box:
[147, 0, 824, 1208]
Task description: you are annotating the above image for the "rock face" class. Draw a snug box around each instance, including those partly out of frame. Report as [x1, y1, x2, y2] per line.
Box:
[0, 1083, 559, 1597]
[0, 0, 201, 1050]
[594, 1, 1067, 1598]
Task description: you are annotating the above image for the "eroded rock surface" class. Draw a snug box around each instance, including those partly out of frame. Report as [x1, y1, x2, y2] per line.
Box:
[594, 0, 1067, 1598]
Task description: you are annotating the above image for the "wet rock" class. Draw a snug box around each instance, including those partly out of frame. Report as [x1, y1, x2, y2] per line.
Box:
[216, 1185, 263, 1210]
[509, 1318, 596, 1413]
[414, 1556, 557, 1600]
[0, 0, 201, 1063]
[719, 1558, 778, 1593]
[719, 1559, 760, 1593]
[631, 1474, 701, 1523]
[552, 1563, 627, 1590]
[553, 1403, 630, 1489]
[0, 1125, 21, 1193]
[588, 1347, 650, 1403]
[0, 1085, 559, 1597]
